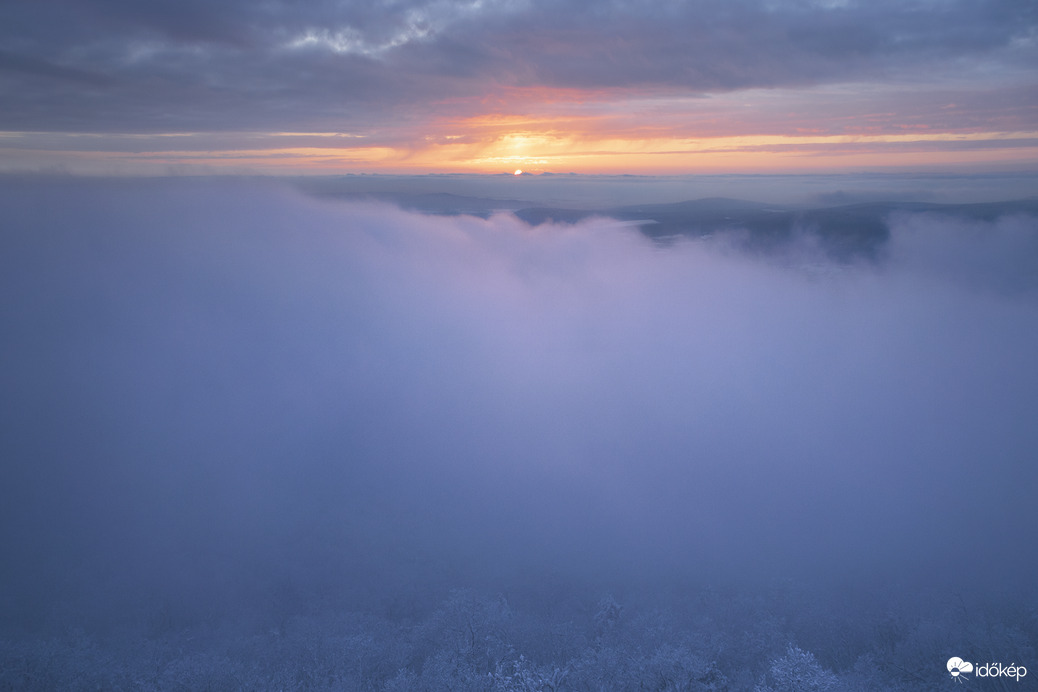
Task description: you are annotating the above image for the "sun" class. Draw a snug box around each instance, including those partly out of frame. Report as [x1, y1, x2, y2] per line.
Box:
[514, 169, 522, 176]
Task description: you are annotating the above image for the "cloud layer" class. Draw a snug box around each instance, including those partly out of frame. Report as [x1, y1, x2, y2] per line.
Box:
[1, 178, 1037, 616]
[1, 0, 1035, 132]
[1, 1, 1036, 172]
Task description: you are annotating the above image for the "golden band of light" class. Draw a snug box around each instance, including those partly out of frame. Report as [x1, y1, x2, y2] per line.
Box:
[1, 129, 1036, 174]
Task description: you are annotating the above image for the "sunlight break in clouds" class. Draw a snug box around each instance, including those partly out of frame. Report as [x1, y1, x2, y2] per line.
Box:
[1, 0, 1035, 173]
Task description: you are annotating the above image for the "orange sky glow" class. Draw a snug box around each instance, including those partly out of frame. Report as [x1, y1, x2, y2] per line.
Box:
[2, 0, 1035, 178]
[5, 129, 1037, 177]
[3, 86, 1037, 176]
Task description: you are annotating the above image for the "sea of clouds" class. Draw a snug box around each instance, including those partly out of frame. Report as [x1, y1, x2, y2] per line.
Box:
[1, 177, 1036, 622]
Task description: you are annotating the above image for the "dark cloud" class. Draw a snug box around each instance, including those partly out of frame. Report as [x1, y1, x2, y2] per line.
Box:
[0, 0, 1034, 133]
[0, 50, 112, 86]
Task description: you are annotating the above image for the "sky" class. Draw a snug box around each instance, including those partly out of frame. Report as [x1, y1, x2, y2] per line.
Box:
[1, 0, 1037, 174]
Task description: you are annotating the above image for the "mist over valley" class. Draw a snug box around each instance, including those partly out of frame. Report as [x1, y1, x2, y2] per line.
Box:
[1, 175, 1036, 689]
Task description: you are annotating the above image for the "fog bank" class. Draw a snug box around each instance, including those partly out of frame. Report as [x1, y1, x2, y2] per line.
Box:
[1, 178, 1036, 626]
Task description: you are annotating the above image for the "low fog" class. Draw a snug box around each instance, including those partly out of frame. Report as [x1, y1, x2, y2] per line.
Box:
[1, 178, 1036, 680]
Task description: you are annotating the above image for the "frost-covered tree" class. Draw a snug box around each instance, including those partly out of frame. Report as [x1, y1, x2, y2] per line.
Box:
[417, 590, 516, 691]
[489, 655, 568, 692]
[593, 595, 623, 635]
[755, 644, 839, 692]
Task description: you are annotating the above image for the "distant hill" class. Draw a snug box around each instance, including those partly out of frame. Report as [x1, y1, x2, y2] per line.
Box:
[306, 183, 1038, 262]
[519, 197, 1038, 261]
